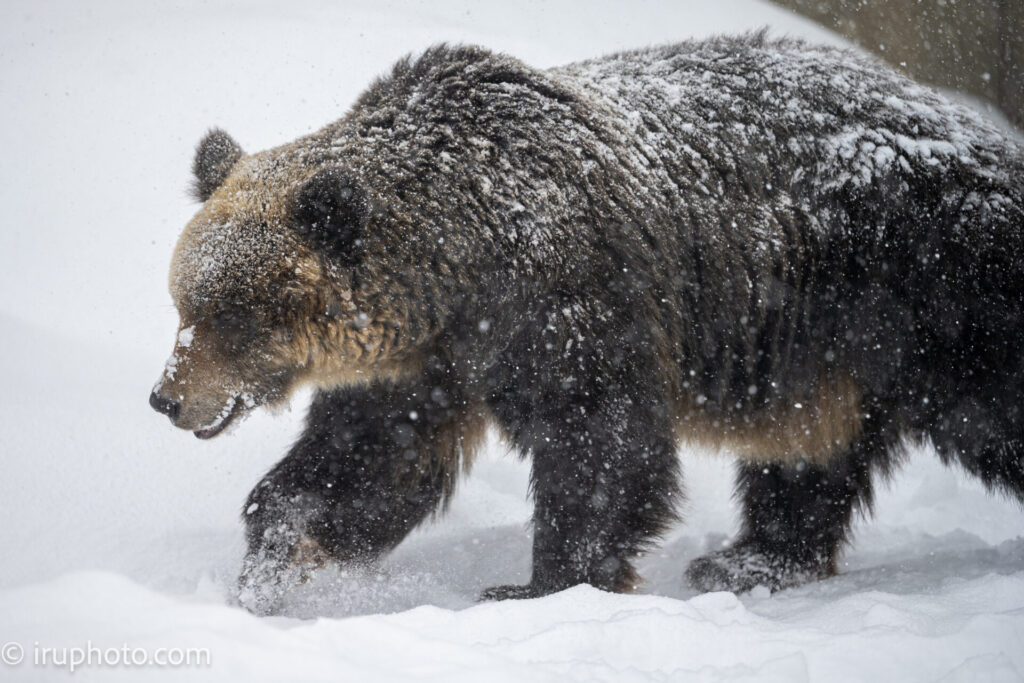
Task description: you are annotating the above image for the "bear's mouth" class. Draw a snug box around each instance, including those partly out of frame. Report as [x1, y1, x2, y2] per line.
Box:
[193, 398, 243, 440]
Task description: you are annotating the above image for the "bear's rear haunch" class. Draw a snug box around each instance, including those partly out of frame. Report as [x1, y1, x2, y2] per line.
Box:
[150, 33, 1024, 614]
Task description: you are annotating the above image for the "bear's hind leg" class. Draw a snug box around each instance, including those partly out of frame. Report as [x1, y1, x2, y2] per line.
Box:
[238, 369, 484, 614]
[687, 408, 899, 593]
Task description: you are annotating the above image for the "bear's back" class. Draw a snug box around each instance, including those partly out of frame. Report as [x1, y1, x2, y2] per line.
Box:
[552, 34, 1021, 240]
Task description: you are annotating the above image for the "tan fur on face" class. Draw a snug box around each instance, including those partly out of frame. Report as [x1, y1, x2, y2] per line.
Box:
[281, 312, 425, 390]
[674, 373, 863, 465]
[167, 145, 431, 420]
[155, 322, 245, 431]
[170, 154, 306, 312]
[266, 258, 431, 393]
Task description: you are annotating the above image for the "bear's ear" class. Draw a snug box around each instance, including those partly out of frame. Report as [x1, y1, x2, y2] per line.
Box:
[190, 128, 245, 202]
[293, 167, 369, 265]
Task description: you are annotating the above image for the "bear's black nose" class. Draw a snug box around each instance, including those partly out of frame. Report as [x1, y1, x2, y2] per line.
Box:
[149, 390, 181, 423]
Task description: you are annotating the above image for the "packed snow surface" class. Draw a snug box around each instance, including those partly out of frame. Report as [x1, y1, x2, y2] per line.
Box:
[1, 1, 1023, 681]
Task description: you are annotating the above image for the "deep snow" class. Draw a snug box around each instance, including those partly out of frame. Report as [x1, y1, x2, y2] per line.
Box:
[1, 1, 1023, 681]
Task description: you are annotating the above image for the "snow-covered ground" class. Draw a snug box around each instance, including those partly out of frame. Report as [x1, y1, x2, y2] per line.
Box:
[2, 1, 1023, 680]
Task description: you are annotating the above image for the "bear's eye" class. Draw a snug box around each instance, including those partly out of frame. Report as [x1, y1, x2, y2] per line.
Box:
[210, 308, 252, 351]
[212, 309, 242, 331]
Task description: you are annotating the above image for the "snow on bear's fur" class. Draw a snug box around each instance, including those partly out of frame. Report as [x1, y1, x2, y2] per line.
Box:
[150, 33, 1024, 614]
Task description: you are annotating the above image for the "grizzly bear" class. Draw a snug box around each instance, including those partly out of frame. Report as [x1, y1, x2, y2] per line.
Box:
[150, 33, 1024, 615]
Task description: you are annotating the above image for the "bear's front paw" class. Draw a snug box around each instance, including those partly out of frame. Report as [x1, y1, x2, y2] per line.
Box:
[235, 583, 282, 617]
[686, 541, 831, 594]
[236, 550, 305, 616]
[478, 583, 551, 601]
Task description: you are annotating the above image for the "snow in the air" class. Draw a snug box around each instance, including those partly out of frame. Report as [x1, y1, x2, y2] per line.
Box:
[1, 1, 1023, 681]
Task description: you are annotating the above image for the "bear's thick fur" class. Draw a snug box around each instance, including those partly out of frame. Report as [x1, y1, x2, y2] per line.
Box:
[150, 34, 1024, 615]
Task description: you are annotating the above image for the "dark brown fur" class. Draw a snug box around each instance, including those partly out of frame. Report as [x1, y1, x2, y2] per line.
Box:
[149, 36, 1024, 614]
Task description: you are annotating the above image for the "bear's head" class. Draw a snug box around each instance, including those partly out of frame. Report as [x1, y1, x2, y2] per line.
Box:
[150, 129, 427, 438]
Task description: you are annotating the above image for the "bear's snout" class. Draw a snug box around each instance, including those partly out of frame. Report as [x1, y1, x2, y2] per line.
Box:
[149, 389, 181, 424]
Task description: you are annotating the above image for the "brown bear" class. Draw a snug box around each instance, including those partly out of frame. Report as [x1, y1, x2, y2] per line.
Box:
[150, 34, 1024, 615]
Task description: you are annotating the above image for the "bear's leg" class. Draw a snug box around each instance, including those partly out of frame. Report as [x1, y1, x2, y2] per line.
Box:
[238, 373, 484, 615]
[482, 356, 679, 600]
[687, 409, 898, 593]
